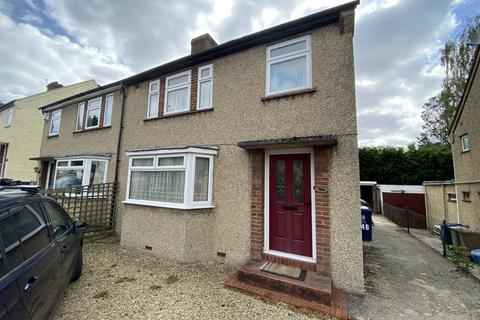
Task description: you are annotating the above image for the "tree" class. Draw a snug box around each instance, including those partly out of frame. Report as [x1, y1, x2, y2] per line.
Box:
[359, 144, 453, 185]
[418, 15, 480, 144]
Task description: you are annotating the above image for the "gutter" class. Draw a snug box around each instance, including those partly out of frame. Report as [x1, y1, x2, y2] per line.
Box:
[42, 84, 122, 113]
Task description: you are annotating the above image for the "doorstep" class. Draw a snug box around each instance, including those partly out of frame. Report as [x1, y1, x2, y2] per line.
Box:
[224, 260, 348, 319]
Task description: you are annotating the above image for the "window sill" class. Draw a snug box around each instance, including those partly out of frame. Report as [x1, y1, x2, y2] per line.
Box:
[461, 149, 470, 153]
[462, 199, 472, 203]
[447, 200, 457, 203]
[144, 108, 213, 122]
[261, 87, 316, 101]
[122, 199, 214, 210]
[73, 126, 111, 134]
[47, 134, 59, 138]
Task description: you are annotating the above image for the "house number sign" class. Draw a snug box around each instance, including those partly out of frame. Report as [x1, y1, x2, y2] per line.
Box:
[313, 186, 328, 193]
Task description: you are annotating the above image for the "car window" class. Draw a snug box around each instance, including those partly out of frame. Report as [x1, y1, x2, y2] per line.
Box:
[0, 212, 24, 271]
[11, 204, 50, 261]
[0, 237, 6, 278]
[42, 202, 73, 239]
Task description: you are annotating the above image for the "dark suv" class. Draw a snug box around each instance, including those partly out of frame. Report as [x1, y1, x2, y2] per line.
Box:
[0, 186, 87, 320]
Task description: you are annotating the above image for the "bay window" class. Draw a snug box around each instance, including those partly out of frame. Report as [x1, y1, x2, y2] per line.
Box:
[86, 97, 102, 129]
[266, 35, 312, 96]
[164, 71, 191, 115]
[197, 65, 213, 109]
[54, 157, 108, 189]
[125, 147, 216, 209]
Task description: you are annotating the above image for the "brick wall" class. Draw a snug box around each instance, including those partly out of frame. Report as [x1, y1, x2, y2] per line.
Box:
[314, 147, 331, 275]
[250, 149, 265, 259]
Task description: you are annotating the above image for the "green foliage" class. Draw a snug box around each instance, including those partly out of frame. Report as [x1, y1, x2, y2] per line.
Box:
[419, 15, 480, 145]
[447, 245, 474, 272]
[359, 144, 453, 185]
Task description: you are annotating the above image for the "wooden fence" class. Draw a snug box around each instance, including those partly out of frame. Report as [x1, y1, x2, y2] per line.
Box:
[40, 182, 117, 237]
[383, 202, 427, 229]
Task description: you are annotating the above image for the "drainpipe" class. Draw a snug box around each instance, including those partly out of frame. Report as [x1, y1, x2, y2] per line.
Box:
[110, 83, 127, 230]
[114, 83, 127, 185]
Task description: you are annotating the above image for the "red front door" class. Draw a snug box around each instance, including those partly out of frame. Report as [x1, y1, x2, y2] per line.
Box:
[269, 153, 312, 257]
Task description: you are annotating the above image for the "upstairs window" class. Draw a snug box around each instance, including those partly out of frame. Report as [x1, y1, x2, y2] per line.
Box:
[76, 102, 85, 131]
[104, 94, 114, 126]
[197, 65, 213, 109]
[266, 35, 312, 96]
[463, 192, 471, 202]
[125, 148, 215, 209]
[461, 135, 469, 152]
[5, 108, 13, 127]
[165, 71, 191, 115]
[447, 193, 457, 202]
[85, 97, 102, 129]
[49, 110, 61, 136]
[147, 80, 159, 119]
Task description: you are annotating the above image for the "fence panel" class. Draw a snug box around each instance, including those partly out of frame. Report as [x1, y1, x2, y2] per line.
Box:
[40, 182, 117, 237]
[383, 203, 427, 229]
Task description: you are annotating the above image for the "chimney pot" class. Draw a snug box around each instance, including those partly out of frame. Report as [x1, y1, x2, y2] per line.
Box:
[191, 33, 217, 55]
[47, 81, 63, 91]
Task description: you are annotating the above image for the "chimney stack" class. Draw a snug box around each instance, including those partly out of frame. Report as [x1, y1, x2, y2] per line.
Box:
[191, 33, 217, 55]
[47, 81, 63, 91]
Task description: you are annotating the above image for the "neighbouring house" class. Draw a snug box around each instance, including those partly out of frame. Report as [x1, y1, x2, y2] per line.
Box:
[0, 80, 97, 183]
[424, 46, 480, 231]
[35, 1, 364, 296]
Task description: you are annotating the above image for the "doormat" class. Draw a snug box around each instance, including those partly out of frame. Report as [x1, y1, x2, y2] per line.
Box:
[260, 261, 307, 281]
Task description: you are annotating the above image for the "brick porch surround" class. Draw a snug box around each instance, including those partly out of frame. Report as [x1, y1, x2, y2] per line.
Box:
[224, 146, 347, 319]
[250, 147, 332, 274]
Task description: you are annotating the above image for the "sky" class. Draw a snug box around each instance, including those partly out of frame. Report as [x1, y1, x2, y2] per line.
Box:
[0, 0, 479, 146]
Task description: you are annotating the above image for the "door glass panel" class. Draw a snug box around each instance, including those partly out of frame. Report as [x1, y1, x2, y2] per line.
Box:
[276, 160, 285, 202]
[294, 160, 303, 203]
[42, 202, 72, 239]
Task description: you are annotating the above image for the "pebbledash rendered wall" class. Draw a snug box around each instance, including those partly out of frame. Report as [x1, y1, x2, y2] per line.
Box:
[116, 19, 364, 293]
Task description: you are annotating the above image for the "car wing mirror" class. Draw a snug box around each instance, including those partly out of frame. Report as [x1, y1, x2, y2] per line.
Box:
[74, 220, 88, 232]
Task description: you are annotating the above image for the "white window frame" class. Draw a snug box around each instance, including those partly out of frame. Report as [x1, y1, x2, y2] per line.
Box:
[164, 70, 191, 115]
[147, 80, 160, 119]
[5, 108, 13, 127]
[124, 147, 216, 210]
[461, 134, 469, 152]
[265, 35, 312, 96]
[85, 97, 102, 129]
[103, 94, 114, 126]
[53, 157, 109, 189]
[76, 102, 85, 131]
[49, 110, 61, 136]
[197, 64, 213, 110]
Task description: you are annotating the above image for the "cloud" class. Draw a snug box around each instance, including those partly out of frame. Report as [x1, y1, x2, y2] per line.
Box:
[0, 0, 467, 146]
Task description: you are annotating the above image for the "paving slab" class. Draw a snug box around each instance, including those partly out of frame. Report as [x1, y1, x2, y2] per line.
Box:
[349, 215, 480, 320]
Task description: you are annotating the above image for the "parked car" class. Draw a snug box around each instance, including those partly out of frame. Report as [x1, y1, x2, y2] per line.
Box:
[0, 185, 87, 320]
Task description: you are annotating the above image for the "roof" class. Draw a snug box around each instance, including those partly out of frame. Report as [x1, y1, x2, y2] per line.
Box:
[1, 79, 97, 112]
[237, 135, 337, 149]
[448, 45, 480, 135]
[39, 0, 359, 112]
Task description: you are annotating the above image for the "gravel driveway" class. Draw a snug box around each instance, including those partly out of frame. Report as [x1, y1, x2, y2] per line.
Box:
[53, 239, 326, 320]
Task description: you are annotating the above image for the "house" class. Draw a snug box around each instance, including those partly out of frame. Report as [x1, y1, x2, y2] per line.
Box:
[35, 1, 364, 296]
[424, 46, 480, 231]
[0, 80, 97, 183]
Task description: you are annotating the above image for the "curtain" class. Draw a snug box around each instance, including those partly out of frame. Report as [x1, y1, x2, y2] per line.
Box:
[199, 80, 212, 109]
[130, 170, 185, 203]
[166, 87, 188, 113]
[89, 161, 106, 185]
[193, 158, 209, 201]
[148, 92, 159, 118]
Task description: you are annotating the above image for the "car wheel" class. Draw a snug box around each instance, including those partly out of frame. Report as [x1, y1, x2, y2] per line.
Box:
[71, 250, 83, 282]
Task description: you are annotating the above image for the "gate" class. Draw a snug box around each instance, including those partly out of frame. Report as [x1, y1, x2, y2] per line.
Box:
[40, 182, 117, 237]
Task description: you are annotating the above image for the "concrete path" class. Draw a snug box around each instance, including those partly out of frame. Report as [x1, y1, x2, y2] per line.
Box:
[348, 215, 480, 320]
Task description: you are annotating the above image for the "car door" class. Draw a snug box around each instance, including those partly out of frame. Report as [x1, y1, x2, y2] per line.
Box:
[11, 203, 62, 320]
[0, 209, 31, 320]
[40, 201, 76, 290]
